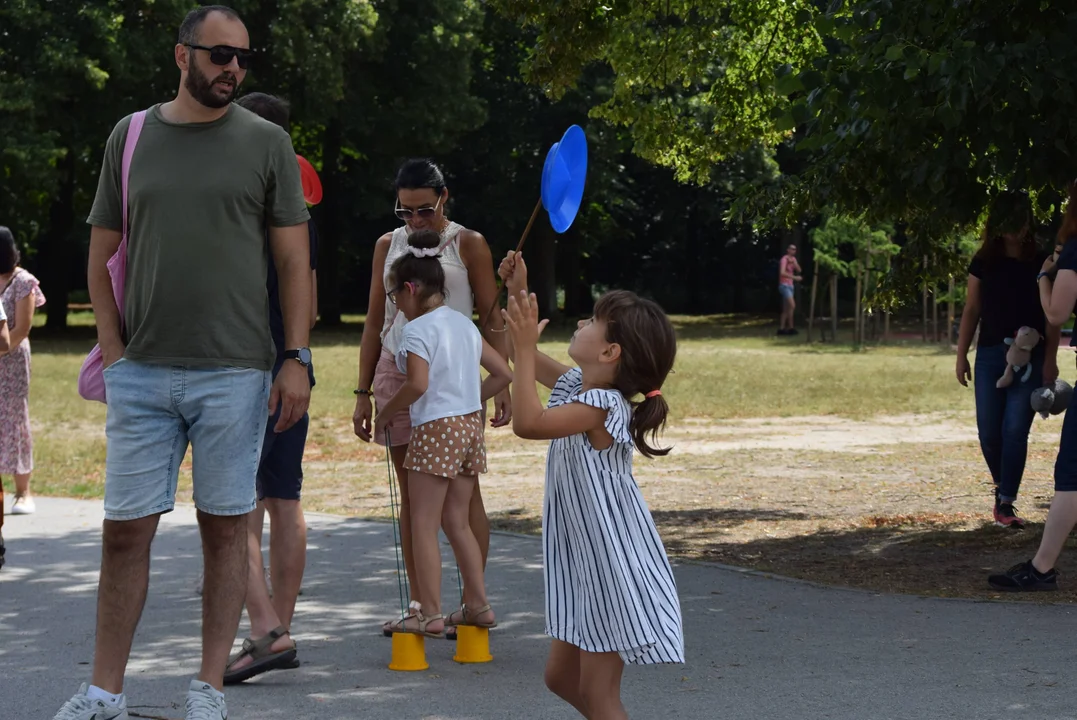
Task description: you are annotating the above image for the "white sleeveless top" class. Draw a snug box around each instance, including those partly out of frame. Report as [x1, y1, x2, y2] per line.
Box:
[381, 221, 474, 356]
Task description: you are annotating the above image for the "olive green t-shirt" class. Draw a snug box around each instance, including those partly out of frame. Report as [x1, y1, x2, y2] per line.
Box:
[86, 103, 310, 370]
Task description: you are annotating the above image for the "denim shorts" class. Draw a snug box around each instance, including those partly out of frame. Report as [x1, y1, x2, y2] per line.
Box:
[778, 284, 794, 300]
[102, 358, 271, 521]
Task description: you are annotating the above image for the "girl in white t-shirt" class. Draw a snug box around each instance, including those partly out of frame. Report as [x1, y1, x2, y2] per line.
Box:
[375, 229, 513, 637]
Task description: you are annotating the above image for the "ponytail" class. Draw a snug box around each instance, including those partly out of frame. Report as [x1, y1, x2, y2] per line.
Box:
[631, 392, 671, 459]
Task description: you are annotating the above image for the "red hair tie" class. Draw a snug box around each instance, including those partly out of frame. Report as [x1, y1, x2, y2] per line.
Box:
[645, 390, 662, 399]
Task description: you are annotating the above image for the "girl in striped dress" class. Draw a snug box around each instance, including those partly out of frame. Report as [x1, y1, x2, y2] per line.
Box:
[500, 253, 684, 719]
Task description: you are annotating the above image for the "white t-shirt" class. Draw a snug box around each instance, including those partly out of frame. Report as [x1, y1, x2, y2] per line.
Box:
[0, 299, 6, 322]
[395, 305, 482, 427]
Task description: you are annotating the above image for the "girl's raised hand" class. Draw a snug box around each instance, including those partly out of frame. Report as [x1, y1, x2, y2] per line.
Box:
[503, 290, 548, 349]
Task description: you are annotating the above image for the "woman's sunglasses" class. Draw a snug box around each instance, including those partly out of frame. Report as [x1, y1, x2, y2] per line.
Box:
[394, 195, 443, 221]
[186, 44, 253, 70]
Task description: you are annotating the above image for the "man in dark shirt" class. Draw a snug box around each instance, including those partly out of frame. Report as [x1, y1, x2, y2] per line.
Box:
[221, 91, 318, 684]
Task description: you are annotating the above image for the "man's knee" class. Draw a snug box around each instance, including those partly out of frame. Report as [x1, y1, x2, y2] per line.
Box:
[198, 510, 250, 544]
[102, 516, 159, 556]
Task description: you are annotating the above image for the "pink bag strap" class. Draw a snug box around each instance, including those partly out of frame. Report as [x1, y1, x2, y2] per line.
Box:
[121, 110, 148, 243]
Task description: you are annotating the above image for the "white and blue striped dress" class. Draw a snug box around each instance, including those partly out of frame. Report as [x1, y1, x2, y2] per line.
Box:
[543, 368, 685, 664]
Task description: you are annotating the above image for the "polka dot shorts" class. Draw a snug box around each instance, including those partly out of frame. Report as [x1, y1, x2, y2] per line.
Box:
[404, 411, 487, 479]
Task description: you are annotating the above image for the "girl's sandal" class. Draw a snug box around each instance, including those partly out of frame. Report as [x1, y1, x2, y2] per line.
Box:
[387, 601, 446, 639]
[447, 603, 498, 629]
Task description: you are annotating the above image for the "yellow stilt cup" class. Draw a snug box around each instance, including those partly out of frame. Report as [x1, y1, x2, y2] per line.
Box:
[389, 632, 429, 671]
[453, 625, 493, 664]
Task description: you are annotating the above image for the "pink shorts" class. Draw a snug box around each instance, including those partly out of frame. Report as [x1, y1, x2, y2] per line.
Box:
[373, 349, 412, 446]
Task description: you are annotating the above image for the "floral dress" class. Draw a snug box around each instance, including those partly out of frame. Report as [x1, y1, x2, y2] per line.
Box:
[0, 270, 46, 474]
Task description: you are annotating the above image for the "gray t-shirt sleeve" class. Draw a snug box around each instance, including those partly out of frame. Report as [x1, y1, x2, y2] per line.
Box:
[86, 115, 133, 231]
[266, 132, 311, 228]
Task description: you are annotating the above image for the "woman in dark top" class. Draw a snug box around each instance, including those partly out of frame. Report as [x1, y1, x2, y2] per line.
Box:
[955, 191, 1059, 528]
[988, 182, 1077, 591]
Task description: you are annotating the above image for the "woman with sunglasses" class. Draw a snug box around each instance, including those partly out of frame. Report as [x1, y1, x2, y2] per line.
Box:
[353, 158, 511, 639]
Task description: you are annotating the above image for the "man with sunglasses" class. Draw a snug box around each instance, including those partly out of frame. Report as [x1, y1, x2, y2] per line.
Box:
[55, 6, 312, 720]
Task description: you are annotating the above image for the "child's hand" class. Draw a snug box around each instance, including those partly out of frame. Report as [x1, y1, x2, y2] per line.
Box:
[503, 290, 548, 349]
[498, 251, 529, 296]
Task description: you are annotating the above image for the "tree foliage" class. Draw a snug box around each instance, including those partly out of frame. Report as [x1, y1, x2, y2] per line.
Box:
[491, 0, 1077, 261]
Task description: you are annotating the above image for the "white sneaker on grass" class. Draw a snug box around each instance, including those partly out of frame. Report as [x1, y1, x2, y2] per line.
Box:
[52, 683, 129, 720]
[186, 679, 228, 720]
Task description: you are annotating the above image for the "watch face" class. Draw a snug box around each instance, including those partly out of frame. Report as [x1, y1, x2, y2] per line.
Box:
[297, 347, 312, 365]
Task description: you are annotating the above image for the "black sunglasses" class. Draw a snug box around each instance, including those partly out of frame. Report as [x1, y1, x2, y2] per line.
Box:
[187, 44, 253, 70]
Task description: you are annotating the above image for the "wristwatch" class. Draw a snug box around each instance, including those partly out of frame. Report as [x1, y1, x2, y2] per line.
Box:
[284, 347, 313, 367]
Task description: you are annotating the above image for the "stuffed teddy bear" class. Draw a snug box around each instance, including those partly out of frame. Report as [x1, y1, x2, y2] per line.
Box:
[1031, 378, 1074, 419]
[996, 326, 1042, 388]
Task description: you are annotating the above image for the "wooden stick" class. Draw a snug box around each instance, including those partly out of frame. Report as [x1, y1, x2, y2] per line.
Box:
[483, 196, 544, 331]
[807, 267, 819, 343]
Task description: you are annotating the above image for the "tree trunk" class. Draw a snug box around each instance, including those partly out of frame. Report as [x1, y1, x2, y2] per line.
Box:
[947, 275, 955, 345]
[830, 273, 838, 342]
[807, 266, 819, 343]
[922, 255, 928, 342]
[317, 115, 344, 326]
[38, 149, 77, 331]
[853, 261, 862, 346]
[884, 311, 891, 343]
[530, 221, 558, 318]
[932, 284, 939, 343]
[560, 226, 591, 317]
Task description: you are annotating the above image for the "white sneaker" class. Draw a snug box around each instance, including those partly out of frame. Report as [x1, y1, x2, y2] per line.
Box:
[186, 679, 227, 720]
[10, 494, 35, 515]
[53, 683, 129, 719]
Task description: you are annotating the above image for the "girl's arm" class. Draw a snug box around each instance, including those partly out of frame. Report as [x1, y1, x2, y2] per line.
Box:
[506, 291, 607, 441]
[0, 320, 9, 354]
[506, 329, 570, 391]
[497, 251, 570, 389]
[480, 337, 512, 403]
[375, 352, 429, 422]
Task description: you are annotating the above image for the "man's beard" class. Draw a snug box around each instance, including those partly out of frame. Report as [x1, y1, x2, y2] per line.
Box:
[185, 61, 238, 109]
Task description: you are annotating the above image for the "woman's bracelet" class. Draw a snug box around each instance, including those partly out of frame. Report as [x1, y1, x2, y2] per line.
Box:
[354, 388, 372, 396]
[1038, 271, 1052, 282]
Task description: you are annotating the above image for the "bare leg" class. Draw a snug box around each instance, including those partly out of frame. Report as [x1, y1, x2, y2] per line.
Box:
[227, 506, 291, 673]
[470, 480, 491, 569]
[1033, 491, 1077, 572]
[390, 444, 419, 604]
[545, 639, 587, 716]
[265, 498, 306, 629]
[396, 470, 448, 634]
[198, 511, 249, 691]
[90, 515, 161, 694]
[787, 297, 797, 329]
[14, 472, 30, 498]
[578, 650, 628, 720]
[443, 474, 494, 625]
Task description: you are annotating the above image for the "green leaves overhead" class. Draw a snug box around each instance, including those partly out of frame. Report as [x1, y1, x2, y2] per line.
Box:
[491, 0, 1077, 240]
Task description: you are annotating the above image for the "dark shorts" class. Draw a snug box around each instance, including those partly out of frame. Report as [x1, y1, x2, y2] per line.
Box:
[1055, 400, 1077, 492]
[258, 409, 309, 501]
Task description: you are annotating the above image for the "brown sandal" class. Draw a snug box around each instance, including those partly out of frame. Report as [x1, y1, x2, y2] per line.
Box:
[387, 601, 445, 639]
[446, 603, 497, 629]
[223, 626, 297, 685]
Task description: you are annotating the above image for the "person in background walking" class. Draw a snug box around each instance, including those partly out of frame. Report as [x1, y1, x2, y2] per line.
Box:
[0, 226, 47, 518]
[955, 190, 1058, 529]
[988, 181, 1077, 591]
[777, 244, 802, 335]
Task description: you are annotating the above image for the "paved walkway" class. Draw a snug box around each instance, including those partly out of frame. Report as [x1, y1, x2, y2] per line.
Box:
[2, 498, 1077, 719]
